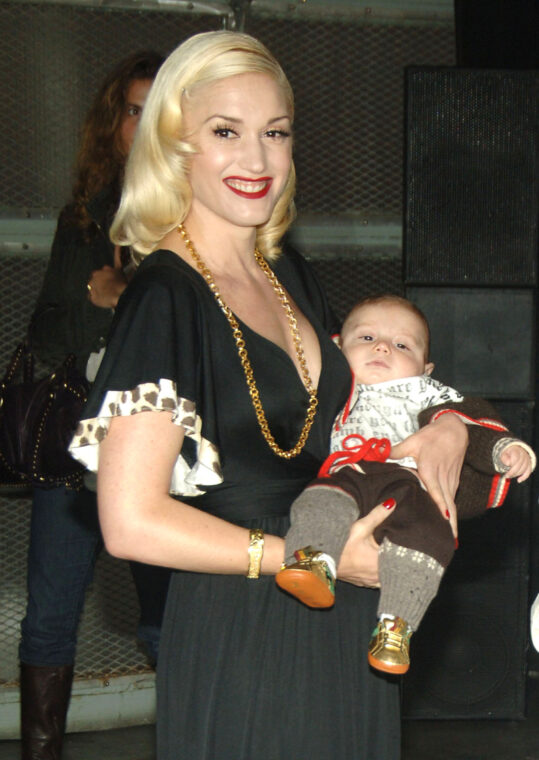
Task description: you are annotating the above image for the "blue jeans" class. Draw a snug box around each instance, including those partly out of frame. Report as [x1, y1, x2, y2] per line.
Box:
[19, 485, 170, 667]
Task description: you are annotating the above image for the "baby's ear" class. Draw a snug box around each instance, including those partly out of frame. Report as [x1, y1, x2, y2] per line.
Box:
[424, 361, 435, 376]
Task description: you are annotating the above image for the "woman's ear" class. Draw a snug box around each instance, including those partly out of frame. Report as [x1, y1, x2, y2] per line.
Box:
[424, 361, 435, 376]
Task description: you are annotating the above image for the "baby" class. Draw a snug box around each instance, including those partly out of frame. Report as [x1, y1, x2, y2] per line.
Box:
[276, 295, 535, 674]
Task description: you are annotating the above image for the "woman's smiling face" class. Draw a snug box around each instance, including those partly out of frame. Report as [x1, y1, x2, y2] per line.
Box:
[182, 72, 293, 233]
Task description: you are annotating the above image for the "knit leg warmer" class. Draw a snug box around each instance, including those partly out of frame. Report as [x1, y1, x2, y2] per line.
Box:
[285, 485, 359, 566]
[377, 538, 445, 631]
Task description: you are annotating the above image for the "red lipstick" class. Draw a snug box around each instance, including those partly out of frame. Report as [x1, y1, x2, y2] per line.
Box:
[223, 176, 272, 199]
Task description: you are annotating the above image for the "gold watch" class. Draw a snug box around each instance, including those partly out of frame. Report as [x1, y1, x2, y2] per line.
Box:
[246, 529, 265, 579]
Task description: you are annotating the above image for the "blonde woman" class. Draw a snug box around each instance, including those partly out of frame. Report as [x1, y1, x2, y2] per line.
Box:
[71, 32, 468, 759]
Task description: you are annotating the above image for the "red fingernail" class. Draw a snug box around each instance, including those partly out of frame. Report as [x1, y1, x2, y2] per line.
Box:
[445, 509, 450, 519]
[383, 498, 396, 510]
[455, 537, 459, 550]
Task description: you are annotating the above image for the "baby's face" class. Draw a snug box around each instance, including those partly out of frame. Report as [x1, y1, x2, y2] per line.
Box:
[340, 302, 433, 385]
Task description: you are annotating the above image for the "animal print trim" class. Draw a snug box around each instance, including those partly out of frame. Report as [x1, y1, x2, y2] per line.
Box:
[69, 379, 222, 496]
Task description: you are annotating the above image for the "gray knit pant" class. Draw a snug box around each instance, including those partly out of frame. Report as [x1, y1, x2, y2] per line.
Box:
[285, 461, 454, 630]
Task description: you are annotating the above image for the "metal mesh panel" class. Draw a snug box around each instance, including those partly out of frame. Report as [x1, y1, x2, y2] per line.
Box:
[71, 552, 149, 678]
[310, 256, 404, 323]
[0, 495, 31, 685]
[1, 3, 455, 217]
[0, 254, 48, 358]
[0, 496, 148, 686]
[2, 4, 223, 212]
[249, 16, 455, 215]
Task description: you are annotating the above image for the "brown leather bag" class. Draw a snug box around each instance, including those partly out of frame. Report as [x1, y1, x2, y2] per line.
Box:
[0, 343, 89, 492]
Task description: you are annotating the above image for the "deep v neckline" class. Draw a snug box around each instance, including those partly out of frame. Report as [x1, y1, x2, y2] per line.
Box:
[159, 248, 323, 393]
[238, 315, 322, 393]
[231, 265, 322, 393]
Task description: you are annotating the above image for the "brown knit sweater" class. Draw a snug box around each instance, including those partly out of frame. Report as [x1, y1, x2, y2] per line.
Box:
[418, 397, 523, 519]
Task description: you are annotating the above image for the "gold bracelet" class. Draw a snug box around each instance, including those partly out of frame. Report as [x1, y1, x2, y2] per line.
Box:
[246, 528, 265, 579]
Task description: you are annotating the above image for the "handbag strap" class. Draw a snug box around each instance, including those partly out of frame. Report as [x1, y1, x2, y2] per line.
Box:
[1, 343, 34, 387]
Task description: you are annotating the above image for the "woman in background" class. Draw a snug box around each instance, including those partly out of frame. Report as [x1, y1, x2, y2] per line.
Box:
[20, 50, 170, 760]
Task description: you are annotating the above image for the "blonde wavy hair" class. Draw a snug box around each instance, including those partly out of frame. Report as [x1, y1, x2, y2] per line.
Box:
[111, 31, 296, 261]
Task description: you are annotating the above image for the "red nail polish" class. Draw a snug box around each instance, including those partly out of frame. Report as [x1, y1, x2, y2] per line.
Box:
[445, 509, 450, 519]
[383, 498, 396, 510]
[454, 537, 459, 550]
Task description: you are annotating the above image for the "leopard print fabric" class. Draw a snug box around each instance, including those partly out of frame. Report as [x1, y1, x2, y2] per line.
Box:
[69, 378, 222, 496]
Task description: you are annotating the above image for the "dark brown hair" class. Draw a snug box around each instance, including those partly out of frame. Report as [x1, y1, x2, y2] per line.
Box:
[71, 50, 164, 229]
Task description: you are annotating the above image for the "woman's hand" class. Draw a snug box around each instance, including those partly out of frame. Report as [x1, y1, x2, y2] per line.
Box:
[87, 264, 128, 309]
[391, 413, 468, 537]
[337, 501, 395, 587]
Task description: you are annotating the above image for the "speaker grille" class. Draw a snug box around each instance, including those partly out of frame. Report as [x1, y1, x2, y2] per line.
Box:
[402, 401, 533, 719]
[406, 286, 535, 398]
[405, 68, 539, 286]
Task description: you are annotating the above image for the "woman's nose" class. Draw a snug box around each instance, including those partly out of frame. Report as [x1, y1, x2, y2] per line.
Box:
[239, 136, 266, 173]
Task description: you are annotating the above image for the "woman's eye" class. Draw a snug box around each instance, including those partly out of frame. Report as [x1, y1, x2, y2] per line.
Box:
[265, 129, 291, 140]
[213, 125, 237, 139]
[127, 106, 140, 117]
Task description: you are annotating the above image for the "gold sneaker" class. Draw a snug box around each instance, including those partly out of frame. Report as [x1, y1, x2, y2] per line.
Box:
[368, 616, 412, 674]
[275, 547, 335, 608]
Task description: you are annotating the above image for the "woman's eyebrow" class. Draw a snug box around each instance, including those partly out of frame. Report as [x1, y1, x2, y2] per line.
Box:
[203, 114, 291, 125]
[204, 113, 241, 124]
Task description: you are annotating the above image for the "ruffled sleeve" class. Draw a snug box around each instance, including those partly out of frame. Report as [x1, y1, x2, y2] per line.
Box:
[69, 251, 223, 496]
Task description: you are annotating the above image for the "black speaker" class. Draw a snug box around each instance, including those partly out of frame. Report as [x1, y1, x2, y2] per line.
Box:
[455, 0, 539, 69]
[402, 401, 534, 719]
[404, 68, 538, 287]
[406, 286, 535, 398]
[403, 67, 537, 716]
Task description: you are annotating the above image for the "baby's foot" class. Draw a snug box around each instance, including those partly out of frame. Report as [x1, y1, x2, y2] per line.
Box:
[275, 547, 336, 608]
[368, 615, 413, 674]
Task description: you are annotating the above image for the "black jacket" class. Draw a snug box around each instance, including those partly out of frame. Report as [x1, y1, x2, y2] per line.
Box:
[30, 186, 119, 373]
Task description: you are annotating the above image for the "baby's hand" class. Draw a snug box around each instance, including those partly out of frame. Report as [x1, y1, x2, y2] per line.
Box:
[500, 444, 534, 483]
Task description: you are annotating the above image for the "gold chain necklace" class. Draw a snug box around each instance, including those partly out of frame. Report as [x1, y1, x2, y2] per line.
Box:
[178, 223, 318, 459]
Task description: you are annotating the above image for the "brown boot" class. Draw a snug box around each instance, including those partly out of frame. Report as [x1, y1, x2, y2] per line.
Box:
[20, 663, 74, 760]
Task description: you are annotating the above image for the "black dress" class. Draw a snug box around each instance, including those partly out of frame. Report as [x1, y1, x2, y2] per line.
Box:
[70, 248, 401, 760]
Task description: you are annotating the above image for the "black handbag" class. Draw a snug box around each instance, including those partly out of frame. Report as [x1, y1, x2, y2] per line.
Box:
[0, 343, 89, 492]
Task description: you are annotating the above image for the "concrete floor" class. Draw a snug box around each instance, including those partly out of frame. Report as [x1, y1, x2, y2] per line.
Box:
[1, 673, 538, 760]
